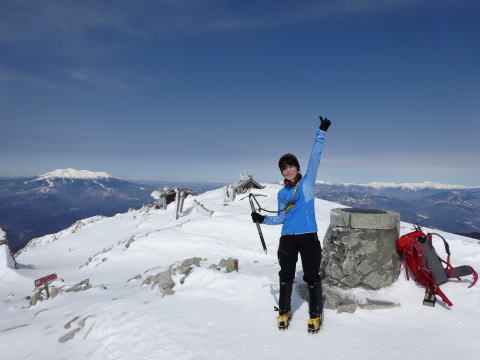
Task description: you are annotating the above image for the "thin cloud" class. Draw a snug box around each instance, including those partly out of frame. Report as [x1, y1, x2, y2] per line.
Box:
[67, 69, 130, 91]
[0, 0, 432, 51]
[0, 66, 59, 89]
[0, 66, 114, 94]
[208, 0, 424, 30]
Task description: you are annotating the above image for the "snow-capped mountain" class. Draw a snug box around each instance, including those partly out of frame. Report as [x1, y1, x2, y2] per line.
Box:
[33, 168, 111, 182]
[0, 169, 156, 253]
[319, 180, 480, 190]
[1, 184, 479, 359]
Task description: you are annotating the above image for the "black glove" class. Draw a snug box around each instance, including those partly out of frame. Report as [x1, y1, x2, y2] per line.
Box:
[319, 116, 331, 131]
[251, 212, 265, 223]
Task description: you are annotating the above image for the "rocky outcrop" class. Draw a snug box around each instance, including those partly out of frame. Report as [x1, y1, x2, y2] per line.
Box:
[59, 315, 95, 343]
[141, 257, 205, 295]
[140, 256, 239, 296]
[27, 278, 93, 306]
[65, 279, 92, 292]
[209, 257, 239, 273]
[142, 269, 176, 296]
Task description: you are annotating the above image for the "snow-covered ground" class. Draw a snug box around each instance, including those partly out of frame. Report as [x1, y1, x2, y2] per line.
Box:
[1, 184, 480, 360]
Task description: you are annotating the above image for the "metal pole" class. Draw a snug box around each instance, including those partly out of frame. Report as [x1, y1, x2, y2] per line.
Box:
[175, 189, 181, 220]
[179, 191, 185, 213]
[248, 194, 267, 254]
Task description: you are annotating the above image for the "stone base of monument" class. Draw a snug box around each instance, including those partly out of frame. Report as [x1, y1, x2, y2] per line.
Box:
[300, 208, 402, 313]
[296, 283, 400, 313]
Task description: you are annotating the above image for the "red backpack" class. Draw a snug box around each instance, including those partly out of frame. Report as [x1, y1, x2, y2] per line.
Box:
[396, 227, 478, 307]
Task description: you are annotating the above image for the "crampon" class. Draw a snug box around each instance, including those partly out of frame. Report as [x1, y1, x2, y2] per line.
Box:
[307, 316, 322, 333]
[276, 311, 292, 330]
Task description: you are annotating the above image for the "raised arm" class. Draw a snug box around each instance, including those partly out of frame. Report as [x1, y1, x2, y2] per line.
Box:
[302, 116, 330, 202]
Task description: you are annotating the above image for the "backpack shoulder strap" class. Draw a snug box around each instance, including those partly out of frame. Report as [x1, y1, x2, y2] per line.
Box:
[429, 233, 451, 264]
[447, 265, 479, 288]
[429, 233, 478, 288]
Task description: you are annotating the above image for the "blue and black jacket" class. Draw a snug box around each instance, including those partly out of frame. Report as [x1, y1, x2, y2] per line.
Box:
[263, 129, 326, 235]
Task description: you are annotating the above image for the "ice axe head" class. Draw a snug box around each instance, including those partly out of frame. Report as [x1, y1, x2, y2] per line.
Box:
[239, 193, 266, 201]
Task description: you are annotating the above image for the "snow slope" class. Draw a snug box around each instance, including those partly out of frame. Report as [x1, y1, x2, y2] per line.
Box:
[1, 184, 480, 360]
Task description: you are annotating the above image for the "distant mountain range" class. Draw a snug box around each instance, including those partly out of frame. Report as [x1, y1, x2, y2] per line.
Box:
[0, 169, 229, 253]
[2, 169, 479, 253]
[315, 182, 480, 239]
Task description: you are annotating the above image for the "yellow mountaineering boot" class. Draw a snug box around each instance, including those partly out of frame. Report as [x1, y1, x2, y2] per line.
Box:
[277, 311, 292, 330]
[307, 316, 322, 333]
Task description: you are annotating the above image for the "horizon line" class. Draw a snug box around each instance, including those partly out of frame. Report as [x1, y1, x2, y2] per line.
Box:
[1, 172, 479, 189]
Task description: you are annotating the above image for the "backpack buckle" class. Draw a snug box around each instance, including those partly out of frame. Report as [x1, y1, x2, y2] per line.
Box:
[423, 290, 436, 307]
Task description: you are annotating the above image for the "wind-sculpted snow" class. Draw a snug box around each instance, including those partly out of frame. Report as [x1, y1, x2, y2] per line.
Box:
[18, 216, 105, 254]
[1, 184, 480, 360]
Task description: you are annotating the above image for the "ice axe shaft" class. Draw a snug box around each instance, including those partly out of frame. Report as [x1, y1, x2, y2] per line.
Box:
[248, 194, 267, 254]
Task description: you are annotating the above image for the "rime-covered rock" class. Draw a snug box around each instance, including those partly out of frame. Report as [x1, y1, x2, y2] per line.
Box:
[171, 257, 203, 275]
[142, 269, 175, 296]
[65, 279, 92, 292]
[0, 228, 16, 269]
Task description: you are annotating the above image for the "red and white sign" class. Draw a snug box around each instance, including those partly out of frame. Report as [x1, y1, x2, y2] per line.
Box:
[34, 273, 57, 288]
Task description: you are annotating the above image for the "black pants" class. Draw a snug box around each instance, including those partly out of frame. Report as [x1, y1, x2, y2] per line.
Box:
[277, 232, 323, 318]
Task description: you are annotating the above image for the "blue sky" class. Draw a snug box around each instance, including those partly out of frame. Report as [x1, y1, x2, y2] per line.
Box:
[1, 0, 479, 185]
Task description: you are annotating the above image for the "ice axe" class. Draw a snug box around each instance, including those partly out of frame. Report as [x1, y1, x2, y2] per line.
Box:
[241, 193, 267, 254]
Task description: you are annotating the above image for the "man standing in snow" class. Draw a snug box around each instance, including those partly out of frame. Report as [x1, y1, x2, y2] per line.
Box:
[251, 116, 331, 333]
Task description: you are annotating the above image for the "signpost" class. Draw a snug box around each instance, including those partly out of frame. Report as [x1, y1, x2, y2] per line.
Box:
[34, 273, 57, 299]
